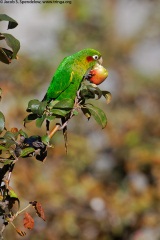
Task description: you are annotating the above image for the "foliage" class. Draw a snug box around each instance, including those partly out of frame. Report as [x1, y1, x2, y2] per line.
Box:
[0, 14, 110, 239]
[24, 82, 111, 130]
[0, 94, 48, 237]
[0, 14, 51, 238]
[0, 14, 20, 64]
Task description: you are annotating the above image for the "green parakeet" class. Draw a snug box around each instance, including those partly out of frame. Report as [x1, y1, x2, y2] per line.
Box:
[43, 48, 103, 102]
[43, 48, 104, 151]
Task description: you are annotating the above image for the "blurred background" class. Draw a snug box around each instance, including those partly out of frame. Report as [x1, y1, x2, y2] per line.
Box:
[0, 0, 160, 239]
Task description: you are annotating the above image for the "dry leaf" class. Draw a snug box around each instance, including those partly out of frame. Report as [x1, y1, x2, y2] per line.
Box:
[23, 212, 34, 230]
[30, 201, 46, 221]
[35, 202, 46, 221]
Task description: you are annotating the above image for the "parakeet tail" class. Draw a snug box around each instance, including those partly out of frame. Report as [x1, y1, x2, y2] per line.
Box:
[61, 117, 68, 153]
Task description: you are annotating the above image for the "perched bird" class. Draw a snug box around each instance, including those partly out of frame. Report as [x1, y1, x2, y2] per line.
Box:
[42, 48, 107, 151]
[43, 48, 103, 102]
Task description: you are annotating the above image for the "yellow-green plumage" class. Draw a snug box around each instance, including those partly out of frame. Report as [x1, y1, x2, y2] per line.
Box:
[43, 48, 102, 102]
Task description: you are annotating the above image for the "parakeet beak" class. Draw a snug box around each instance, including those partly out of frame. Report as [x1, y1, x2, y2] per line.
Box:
[98, 56, 103, 65]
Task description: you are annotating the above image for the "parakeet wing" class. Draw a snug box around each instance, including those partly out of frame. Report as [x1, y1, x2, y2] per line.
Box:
[44, 56, 76, 101]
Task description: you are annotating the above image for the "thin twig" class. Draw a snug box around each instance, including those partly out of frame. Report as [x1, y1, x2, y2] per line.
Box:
[0, 223, 7, 240]
[15, 204, 31, 217]
[49, 124, 61, 139]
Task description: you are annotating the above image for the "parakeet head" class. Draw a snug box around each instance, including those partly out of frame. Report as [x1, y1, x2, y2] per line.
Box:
[74, 48, 103, 68]
[70, 48, 103, 79]
[72, 49, 108, 85]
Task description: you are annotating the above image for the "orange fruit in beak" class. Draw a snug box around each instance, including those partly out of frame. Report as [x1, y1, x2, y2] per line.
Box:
[89, 64, 108, 85]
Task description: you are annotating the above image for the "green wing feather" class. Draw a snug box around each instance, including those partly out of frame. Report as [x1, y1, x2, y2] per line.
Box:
[44, 55, 81, 101]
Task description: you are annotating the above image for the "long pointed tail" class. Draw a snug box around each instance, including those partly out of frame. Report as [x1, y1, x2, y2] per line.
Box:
[61, 117, 68, 153]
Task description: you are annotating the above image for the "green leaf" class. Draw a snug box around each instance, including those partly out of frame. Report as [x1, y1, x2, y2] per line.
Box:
[2, 33, 20, 59]
[20, 147, 35, 157]
[0, 145, 8, 150]
[51, 108, 69, 117]
[49, 99, 73, 117]
[46, 115, 55, 121]
[102, 91, 112, 104]
[24, 114, 38, 125]
[87, 85, 102, 99]
[38, 101, 47, 116]
[81, 107, 91, 120]
[0, 47, 13, 64]
[36, 115, 46, 128]
[73, 110, 79, 116]
[80, 83, 103, 100]
[5, 139, 15, 149]
[9, 188, 20, 210]
[9, 189, 18, 199]
[94, 88, 103, 100]
[10, 131, 19, 140]
[18, 129, 28, 138]
[52, 99, 74, 110]
[2, 159, 14, 165]
[0, 14, 18, 29]
[48, 100, 59, 109]
[0, 111, 5, 134]
[27, 99, 41, 114]
[3, 131, 15, 140]
[85, 104, 107, 128]
[80, 89, 95, 99]
[41, 135, 50, 145]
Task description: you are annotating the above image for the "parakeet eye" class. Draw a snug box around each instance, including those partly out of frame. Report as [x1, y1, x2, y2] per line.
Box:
[93, 55, 99, 60]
